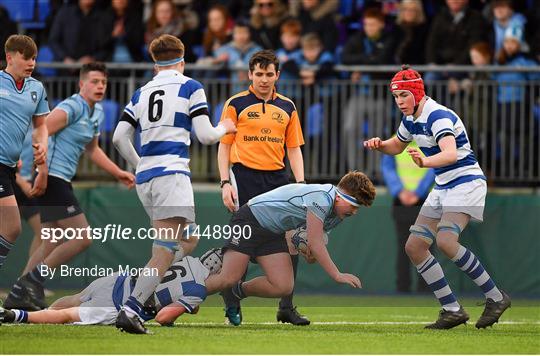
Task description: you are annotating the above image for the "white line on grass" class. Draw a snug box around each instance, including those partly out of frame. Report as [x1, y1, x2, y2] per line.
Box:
[2, 321, 539, 326]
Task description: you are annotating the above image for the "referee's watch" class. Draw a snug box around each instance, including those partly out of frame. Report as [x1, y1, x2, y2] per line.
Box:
[220, 180, 231, 188]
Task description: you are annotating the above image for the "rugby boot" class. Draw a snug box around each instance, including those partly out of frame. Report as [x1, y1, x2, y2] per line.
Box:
[425, 306, 469, 329]
[476, 290, 511, 329]
[277, 306, 310, 326]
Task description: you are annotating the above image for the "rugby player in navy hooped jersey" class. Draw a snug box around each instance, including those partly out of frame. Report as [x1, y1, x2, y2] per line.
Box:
[3, 62, 136, 312]
[0, 248, 224, 328]
[0, 35, 49, 274]
[113, 34, 236, 334]
[364, 65, 511, 330]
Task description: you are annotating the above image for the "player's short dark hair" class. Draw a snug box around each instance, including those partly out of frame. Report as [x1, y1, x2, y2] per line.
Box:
[249, 50, 279, 73]
[337, 171, 376, 207]
[149, 34, 185, 63]
[4, 35, 37, 59]
[80, 62, 108, 79]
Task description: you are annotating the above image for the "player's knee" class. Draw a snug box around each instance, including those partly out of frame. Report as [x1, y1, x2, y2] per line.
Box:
[404, 236, 418, 258]
[435, 221, 462, 255]
[405, 224, 435, 258]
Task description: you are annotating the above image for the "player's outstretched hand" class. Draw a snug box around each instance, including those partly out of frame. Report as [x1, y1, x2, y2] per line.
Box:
[30, 170, 47, 197]
[363, 137, 382, 150]
[32, 143, 47, 166]
[220, 118, 237, 134]
[222, 183, 238, 213]
[334, 272, 362, 288]
[117, 170, 135, 189]
[407, 147, 425, 168]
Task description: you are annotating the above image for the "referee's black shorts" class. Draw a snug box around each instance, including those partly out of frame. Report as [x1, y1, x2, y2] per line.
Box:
[224, 204, 288, 260]
[231, 163, 289, 206]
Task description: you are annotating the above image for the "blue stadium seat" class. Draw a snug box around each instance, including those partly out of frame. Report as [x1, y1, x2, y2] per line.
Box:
[192, 45, 205, 59]
[212, 101, 225, 126]
[36, 45, 56, 77]
[0, 0, 34, 22]
[307, 103, 324, 137]
[37, 0, 49, 21]
[100, 99, 120, 133]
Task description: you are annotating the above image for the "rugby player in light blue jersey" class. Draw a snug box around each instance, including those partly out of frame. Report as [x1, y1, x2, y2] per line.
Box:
[0, 35, 49, 274]
[3, 63, 135, 312]
[12, 128, 44, 278]
[204, 171, 376, 306]
[364, 65, 511, 329]
[113, 35, 236, 334]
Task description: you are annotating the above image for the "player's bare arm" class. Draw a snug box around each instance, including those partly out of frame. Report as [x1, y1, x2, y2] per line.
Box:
[85, 137, 135, 188]
[364, 136, 408, 155]
[407, 135, 457, 168]
[306, 212, 361, 288]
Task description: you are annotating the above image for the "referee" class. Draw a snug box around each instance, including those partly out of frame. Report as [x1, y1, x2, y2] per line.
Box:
[217, 50, 308, 325]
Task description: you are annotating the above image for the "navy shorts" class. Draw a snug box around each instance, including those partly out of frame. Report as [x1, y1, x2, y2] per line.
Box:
[37, 175, 83, 223]
[224, 205, 288, 259]
[0, 163, 16, 198]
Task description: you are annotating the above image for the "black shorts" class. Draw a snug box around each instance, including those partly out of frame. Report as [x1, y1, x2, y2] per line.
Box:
[224, 205, 288, 259]
[37, 175, 83, 223]
[13, 181, 39, 220]
[0, 163, 16, 198]
[232, 163, 289, 206]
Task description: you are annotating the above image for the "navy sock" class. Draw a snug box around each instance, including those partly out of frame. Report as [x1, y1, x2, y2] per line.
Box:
[0, 234, 13, 270]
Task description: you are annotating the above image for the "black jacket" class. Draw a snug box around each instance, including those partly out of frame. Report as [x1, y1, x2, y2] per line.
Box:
[48, 4, 114, 61]
[425, 6, 488, 65]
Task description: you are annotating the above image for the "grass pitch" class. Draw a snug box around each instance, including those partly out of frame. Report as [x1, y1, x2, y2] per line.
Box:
[1, 295, 539, 354]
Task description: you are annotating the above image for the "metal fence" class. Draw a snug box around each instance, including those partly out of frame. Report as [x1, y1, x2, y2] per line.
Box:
[36, 63, 540, 186]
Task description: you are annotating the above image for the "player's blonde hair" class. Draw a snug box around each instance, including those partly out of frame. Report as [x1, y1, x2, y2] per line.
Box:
[4, 35, 37, 59]
[337, 171, 376, 207]
[149, 34, 185, 63]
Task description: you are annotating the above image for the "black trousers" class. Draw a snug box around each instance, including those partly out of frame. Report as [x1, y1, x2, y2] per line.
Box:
[392, 198, 431, 293]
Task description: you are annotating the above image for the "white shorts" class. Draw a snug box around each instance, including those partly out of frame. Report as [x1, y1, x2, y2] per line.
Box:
[76, 275, 118, 325]
[419, 179, 487, 222]
[136, 173, 195, 222]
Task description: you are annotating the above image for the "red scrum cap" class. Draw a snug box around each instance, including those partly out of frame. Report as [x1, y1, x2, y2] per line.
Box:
[390, 65, 425, 106]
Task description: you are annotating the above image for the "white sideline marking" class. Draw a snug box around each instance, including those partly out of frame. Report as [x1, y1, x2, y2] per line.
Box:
[161, 321, 540, 326]
[2, 321, 539, 326]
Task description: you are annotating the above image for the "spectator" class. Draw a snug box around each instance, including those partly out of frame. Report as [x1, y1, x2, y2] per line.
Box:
[494, 26, 540, 176]
[460, 42, 495, 174]
[144, 0, 197, 62]
[199, 4, 233, 61]
[48, 0, 114, 63]
[295, 0, 339, 52]
[109, 0, 145, 62]
[275, 19, 302, 64]
[525, 0, 540, 62]
[281, 33, 335, 86]
[425, 0, 488, 67]
[342, 8, 398, 81]
[0, 5, 18, 64]
[215, 21, 262, 86]
[249, 0, 289, 50]
[490, 0, 527, 55]
[341, 8, 397, 170]
[394, 0, 428, 65]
